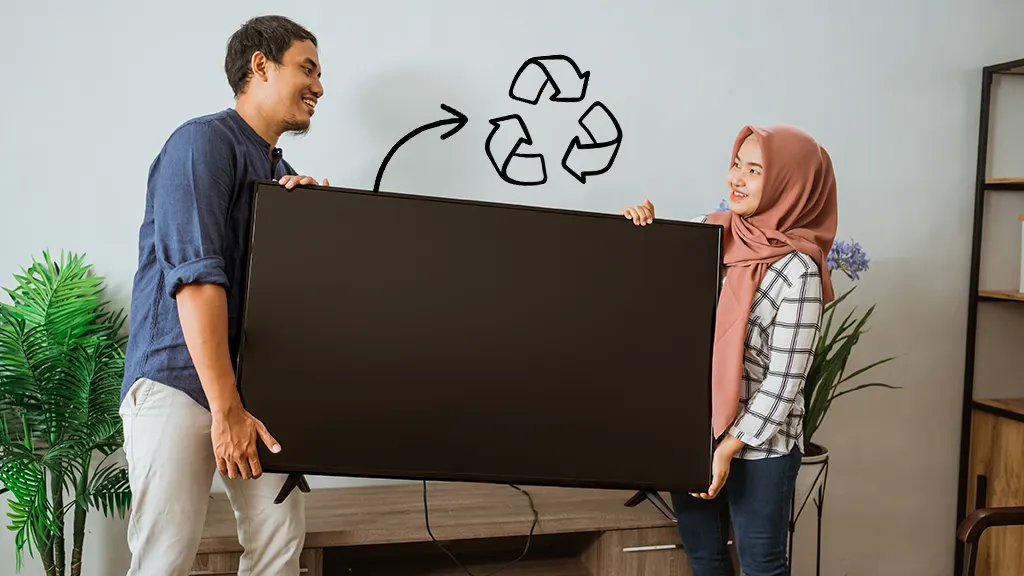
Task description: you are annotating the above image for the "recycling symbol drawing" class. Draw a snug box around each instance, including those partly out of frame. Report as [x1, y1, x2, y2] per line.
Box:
[371, 54, 622, 194]
[485, 55, 622, 186]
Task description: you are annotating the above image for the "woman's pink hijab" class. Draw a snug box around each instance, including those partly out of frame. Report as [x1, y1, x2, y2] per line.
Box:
[704, 125, 838, 438]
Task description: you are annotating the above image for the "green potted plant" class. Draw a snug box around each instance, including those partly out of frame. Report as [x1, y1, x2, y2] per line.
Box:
[802, 238, 898, 459]
[789, 239, 898, 513]
[0, 250, 131, 576]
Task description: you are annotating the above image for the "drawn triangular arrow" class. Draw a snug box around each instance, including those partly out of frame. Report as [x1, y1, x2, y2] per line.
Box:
[561, 101, 622, 184]
[485, 115, 548, 186]
[509, 55, 591, 104]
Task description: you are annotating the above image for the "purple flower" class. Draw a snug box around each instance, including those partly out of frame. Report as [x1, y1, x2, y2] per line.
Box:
[828, 239, 869, 280]
[715, 199, 729, 212]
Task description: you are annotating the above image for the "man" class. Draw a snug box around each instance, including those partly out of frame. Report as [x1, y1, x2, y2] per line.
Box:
[119, 15, 327, 575]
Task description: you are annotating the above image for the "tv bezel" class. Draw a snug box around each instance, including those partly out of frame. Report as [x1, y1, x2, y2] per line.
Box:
[234, 180, 721, 494]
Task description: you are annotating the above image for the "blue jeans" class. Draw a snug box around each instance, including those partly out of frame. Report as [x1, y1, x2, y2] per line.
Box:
[670, 446, 801, 576]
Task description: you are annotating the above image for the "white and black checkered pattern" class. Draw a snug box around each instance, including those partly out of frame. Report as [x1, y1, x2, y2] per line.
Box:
[695, 215, 823, 460]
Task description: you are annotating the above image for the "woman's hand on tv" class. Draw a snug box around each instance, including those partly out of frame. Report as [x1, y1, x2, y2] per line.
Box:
[690, 434, 744, 499]
[619, 199, 654, 226]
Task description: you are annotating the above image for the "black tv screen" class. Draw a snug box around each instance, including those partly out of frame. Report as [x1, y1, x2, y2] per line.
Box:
[236, 181, 721, 494]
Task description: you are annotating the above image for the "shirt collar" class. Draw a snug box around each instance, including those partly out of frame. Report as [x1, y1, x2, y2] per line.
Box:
[225, 107, 281, 156]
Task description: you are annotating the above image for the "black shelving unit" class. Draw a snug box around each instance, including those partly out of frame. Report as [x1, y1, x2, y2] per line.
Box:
[955, 56, 1024, 576]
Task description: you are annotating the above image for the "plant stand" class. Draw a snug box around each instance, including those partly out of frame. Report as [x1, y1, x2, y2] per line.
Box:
[788, 446, 830, 576]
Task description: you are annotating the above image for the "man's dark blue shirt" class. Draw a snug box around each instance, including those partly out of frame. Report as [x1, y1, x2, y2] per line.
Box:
[121, 108, 298, 410]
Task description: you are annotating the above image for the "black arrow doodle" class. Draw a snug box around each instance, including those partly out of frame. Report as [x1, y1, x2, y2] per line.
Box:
[509, 55, 590, 105]
[561, 101, 622, 184]
[373, 104, 469, 193]
[484, 114, 548, 186]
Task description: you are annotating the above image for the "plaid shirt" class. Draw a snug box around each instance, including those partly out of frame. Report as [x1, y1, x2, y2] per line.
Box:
[695, 215, 824, 460]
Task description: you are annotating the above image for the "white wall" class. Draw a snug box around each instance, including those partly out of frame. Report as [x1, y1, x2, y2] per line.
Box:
[1, 1, 1023, 574]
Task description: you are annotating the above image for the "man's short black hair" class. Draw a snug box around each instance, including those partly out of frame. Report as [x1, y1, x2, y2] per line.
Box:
[225, 15, 318, 97]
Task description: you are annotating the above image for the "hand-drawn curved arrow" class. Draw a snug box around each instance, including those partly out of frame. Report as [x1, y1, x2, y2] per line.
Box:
[484, 114, 548, 186]
[374, 104, 469, 192]
[561, 101, 622, 184]
[509, 55, 591, 105]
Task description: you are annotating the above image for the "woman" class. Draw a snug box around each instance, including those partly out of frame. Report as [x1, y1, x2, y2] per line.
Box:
[620, 124, 838, 576]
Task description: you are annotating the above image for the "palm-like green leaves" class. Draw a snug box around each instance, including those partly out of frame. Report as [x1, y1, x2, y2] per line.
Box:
[0, 250, 129, 576]
[804, 286, 899, 452]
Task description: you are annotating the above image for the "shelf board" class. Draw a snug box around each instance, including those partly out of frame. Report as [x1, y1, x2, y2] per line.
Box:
[985, 177, 1024, 191]
[978, 290, 1024, 302]
[989, 58, 1024, 74]
[973, 398, 1024, 421]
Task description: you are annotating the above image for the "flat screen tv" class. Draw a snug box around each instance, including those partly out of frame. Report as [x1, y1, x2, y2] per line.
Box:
[236, 181, 721, 495]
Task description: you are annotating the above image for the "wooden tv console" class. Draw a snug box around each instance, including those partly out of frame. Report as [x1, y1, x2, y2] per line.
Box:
[189, 480, 706, 575]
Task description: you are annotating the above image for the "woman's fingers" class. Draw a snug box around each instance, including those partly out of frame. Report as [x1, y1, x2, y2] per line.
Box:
[619, 200, 656, 226]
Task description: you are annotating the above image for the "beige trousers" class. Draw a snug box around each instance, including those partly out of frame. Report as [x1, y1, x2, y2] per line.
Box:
[119, 377, 306, 576]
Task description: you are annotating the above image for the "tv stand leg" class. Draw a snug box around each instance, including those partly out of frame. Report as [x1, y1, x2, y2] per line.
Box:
[624, 489, 676, 523]
[274, 473, 311, 504]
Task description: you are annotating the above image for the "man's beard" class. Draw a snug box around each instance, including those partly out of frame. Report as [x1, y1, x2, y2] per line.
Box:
[280, 114, 310, 136]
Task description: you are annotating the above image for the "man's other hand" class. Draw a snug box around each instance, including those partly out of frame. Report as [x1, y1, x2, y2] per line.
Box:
[276, 175, 329, 189]
[210, 400, 281, 480]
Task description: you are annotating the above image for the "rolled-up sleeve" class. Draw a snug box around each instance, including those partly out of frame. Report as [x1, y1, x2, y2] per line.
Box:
[150, 122, 234, 298]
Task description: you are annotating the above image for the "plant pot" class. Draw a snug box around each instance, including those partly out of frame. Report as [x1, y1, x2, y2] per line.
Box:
[794, 442, 829, 513]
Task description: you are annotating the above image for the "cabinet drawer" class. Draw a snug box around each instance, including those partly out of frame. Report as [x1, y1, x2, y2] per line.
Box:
[582, 527, 693, 576]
